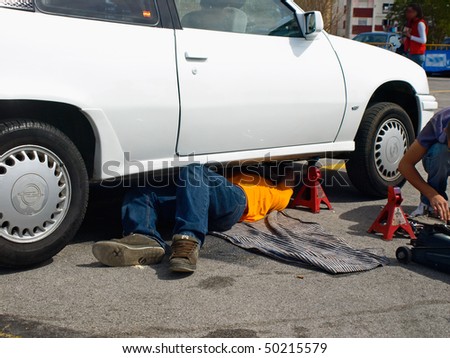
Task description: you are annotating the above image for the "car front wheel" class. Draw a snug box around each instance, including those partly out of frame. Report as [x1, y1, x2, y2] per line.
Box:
[0, 120, 89, 267]
[347, 102, 415, 198]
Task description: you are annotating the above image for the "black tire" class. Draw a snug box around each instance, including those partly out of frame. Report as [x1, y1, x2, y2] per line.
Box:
[396, 246, 412, 264]
[0, 120, 89, 268]
[347, 102, 415, 197]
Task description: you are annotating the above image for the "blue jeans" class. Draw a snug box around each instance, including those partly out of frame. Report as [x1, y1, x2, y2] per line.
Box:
[421, 143, 450, 206]
[121, 164, 247, 251]
[408, 54, 425, 67]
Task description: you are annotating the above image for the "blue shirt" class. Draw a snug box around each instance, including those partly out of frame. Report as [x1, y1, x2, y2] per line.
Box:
[417, 107, 450, 149]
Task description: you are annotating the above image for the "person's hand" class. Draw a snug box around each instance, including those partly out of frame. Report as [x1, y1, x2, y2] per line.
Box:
[429, 194, 449, 222]
[403, 27, 411, 38]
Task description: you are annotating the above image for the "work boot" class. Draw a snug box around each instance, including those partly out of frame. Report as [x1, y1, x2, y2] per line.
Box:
[169, 234, 200, 273]
[92, 234, 165, 267]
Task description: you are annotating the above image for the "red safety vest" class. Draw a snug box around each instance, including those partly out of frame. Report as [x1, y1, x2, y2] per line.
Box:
[405, 18, 428, 55]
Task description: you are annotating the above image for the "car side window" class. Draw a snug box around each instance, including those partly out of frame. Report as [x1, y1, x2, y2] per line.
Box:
[175, 0, 301, 37]
[35, 0, 159, 26]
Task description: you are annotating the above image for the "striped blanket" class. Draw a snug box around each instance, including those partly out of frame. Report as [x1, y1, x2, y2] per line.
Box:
[211, 210, 389, 274]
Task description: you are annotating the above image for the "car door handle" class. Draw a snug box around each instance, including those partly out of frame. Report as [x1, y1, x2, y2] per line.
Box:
[185, 52, 208, 61]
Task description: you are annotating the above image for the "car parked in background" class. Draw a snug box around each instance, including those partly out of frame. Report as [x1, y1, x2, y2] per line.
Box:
[353, 32, 402, 52]
[0, 0, 438, 267]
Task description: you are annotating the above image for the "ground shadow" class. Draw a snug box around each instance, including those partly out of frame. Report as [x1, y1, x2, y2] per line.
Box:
[0, 313, 89, 338]
[390, 259, 450, 285]
[339, 204, 417, 239]
[76, 256, 195, 281]
[339, 204, 386, 236]
[319, 171, 380, 204]
[73, 185, 124, 243]
[0, 258, 54, 275]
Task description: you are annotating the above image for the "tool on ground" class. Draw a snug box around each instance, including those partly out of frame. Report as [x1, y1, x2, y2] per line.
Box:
[290, 160, 333, 214]
[368, 186, 416, 240]
[396, 216, 450, 273]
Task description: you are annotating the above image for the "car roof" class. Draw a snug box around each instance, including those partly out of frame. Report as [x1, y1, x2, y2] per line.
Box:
[353, 32, 401, 42]
[355, 32, 399, 36]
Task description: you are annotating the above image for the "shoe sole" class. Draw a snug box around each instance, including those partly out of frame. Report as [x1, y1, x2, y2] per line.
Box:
[169, 261, 196, 273]
[92, 242, 165, 267]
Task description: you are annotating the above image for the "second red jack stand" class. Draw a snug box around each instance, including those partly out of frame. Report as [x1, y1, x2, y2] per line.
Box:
[368, 186, 416, 240]
[290, 162, 333, 214]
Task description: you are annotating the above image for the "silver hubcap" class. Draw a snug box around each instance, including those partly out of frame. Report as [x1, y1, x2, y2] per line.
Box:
[0, 146, 71, 243]
[374, 119, 409, 181]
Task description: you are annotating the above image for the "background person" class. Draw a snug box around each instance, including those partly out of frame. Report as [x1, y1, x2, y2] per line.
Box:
[403, 3, 428, 67]
[399, 107, 450, 221]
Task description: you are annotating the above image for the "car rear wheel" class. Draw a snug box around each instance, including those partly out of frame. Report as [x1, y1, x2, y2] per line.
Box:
[347, 102, 415, 198]
[0, 120, 88, 267]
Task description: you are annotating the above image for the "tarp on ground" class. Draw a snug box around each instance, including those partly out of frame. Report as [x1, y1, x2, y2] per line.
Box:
[211, 210, 389, 274]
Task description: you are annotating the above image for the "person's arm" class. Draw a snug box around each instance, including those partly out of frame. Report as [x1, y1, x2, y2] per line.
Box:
[398, 140, 449, 221]
[410, 22, 427, 44]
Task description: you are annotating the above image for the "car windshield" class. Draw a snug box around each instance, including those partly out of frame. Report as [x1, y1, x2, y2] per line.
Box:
[354, 33, 387, 43]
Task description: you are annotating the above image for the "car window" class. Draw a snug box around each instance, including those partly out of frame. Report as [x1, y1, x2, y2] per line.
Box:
[353, 34, 365, 42]
[354, 33, 388, 43]
[35, 0, 159, 26]
[175, 0, 301, 37]
[368, 34, 388, 43]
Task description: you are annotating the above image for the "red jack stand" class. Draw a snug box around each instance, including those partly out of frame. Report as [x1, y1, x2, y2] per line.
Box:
[290, 163, 333, 214]
[368, 186, 416, 240]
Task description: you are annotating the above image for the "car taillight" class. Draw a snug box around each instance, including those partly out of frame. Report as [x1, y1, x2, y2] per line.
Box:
[0, 0, 34, 11]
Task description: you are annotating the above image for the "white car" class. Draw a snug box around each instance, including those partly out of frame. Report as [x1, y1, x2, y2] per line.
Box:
[0, 0, 438, 267]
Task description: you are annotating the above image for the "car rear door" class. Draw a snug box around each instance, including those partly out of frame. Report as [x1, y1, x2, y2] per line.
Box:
[174, 0, 346, 156]
[29, 0, 180, 165]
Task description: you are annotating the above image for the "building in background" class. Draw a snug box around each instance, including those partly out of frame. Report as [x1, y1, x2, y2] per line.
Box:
[295, 0, 343, 35]
[337, 0, 396, 38]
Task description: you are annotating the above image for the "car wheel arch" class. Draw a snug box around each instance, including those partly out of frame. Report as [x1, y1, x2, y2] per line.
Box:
[0, 100, 96, 178]
[366, 80, 420, 136]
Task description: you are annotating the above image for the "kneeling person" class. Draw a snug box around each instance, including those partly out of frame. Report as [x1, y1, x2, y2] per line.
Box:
[399, 107, 450, 221]
[92, 164, 294, 273]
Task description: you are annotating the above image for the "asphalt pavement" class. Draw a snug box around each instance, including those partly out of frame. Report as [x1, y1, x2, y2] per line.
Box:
[1, 78, 449, 339]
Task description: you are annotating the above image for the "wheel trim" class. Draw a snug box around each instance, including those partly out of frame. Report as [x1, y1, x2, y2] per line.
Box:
[374, 118, 409, 182]
[0, 145, 72, 244]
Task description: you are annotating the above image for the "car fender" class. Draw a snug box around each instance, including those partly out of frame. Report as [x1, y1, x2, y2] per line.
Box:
[328, 35, 434, 143]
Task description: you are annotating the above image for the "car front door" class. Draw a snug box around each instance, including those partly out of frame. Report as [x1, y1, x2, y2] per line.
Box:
[174, 0, 346, 156]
